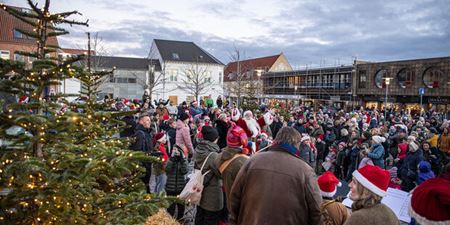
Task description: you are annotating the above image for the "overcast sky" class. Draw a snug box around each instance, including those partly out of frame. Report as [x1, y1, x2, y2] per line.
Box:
[4, 0, 450, 67]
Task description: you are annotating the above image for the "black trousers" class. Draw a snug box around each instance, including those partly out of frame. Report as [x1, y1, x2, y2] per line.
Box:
[166, 191, 185, 221]
[195, 206, 221, 225]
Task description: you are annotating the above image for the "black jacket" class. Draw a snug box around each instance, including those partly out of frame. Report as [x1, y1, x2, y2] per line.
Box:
[215, 120, 229, 150]
[270, 121, 283, 139]
[120, 115, 136, 138]
[165, 155, 188, 193]
[131, 124, 153, 153]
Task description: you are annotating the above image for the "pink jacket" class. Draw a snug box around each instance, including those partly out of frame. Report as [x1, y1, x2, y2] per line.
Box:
[175, 120, 194, 154]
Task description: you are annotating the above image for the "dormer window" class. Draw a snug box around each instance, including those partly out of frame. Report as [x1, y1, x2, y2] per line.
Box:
[172, 53, 179, 60]
[13, 29, 23, 39]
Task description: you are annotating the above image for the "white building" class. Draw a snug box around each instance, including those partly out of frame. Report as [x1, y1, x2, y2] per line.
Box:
[149, 39, 224, 105]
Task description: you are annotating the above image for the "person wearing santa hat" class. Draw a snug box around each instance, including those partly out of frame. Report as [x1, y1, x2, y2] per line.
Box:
[299, 135, 315, 168]
[257, 111, 274, 136]
[345, 165, 398, 225]
[150, 132, 169, 194]
[317, 171, 349, 225]
[409, 165, 450, 225]
[241, 110, 261, 139]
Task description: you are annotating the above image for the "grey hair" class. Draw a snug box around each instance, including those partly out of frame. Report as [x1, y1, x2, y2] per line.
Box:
[274, 127, 301, 148]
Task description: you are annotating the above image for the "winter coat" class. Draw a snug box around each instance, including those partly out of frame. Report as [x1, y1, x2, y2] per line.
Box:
[427, 134, 439, 148]
[270, 120, 283, 139]
[294, 122, 308, 134]
[316, 141, 327, 162]
[189, 106, 202, 117]
[299, 142, 315, 167]
[164, 155, 188, 193]
[194, 139, 223, 212]
[216, 98, 223, 108]
[325, 131, 337, 145]
[215, 120, 230, 150]
[166, 105, 178, 115]
[368, 143, 385, 168]
[311, 127, 325, 140]
[229, 146, 323, 225]
[344, 204, 399, 225]
[358, 157, 374, 169]
[214, 147, 248, 200]
[399, 150, 424, 181]
[417, 160, 435, 184]
[120, 115, 136, 138]
[166, 127, 176, 154]
[130, 124, 153, 153]
[175, 120, 194, 155]
[438, 133, 450, 153]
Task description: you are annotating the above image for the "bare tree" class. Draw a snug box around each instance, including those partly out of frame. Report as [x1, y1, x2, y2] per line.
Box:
[176, 60, 213, 101]
[131, 60, 166, 102]
[226, 46, 247, 108]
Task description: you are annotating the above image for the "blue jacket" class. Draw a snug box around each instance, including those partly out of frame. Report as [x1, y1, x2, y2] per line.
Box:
[368, 143, 385, 168]
[190, 106, 203, 117]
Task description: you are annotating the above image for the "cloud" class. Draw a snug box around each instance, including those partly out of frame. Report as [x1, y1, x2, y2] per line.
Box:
[5, 0, 449, 66]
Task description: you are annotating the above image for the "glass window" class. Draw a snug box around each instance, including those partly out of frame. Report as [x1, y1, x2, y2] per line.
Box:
[374, 69, 387, 88]
[128, 78, 136, 83]
[0, 50, 10, 60]
[14, 53, 25, 62]
[423, 67, 443, 89]
[359, 70, 367, 88]
[13, 29, 23, 39]
[397, 68, 414, 88]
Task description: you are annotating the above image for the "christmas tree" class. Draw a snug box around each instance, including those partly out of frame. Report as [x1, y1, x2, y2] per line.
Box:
[0, 1, 173, 224]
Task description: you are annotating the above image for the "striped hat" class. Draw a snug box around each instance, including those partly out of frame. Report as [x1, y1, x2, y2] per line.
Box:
[227, 124, 248, 148]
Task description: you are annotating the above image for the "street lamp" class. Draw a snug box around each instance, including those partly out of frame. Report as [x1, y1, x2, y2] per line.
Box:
[255, 69, 264, 104]
[384, 77, 392, 121]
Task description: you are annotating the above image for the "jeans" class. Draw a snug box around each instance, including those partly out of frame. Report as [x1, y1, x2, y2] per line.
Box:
[150, 173, 167, 193]
[195, 206, 221, 225]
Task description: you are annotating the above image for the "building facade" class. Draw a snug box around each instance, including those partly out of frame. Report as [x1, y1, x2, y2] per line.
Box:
[92, 56, 160, 100]
[262, 66, 353, 108]
[223, 53, 293, 103]
[149, 39, 224, 105]
[354, 57, 450, 114]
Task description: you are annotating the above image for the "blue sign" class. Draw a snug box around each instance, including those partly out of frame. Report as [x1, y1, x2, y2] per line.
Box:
[419, 88, 425, 96]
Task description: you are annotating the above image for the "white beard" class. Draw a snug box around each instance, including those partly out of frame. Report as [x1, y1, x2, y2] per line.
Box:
[245, 118, 260, 138]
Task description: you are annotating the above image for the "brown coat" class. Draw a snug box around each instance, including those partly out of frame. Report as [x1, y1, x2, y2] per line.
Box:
[344, 204, 399, 225]
[228, 146, 323, 225]
[321, 199, 349, 225]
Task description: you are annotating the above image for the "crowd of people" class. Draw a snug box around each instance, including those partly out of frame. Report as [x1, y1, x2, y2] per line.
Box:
[119, 95, 449, 225]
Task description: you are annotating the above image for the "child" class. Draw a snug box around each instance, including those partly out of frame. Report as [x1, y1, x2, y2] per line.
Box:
[165, 145, 188, 221]
[358, 143, 374, 169]
[388, 167, 401, 189]
[317, 171, 349, 225]
[323, 145, 337, 172]
[417, 160, 435, 185]
[151, 132, 169, 193]
[335, 142, 346, 179]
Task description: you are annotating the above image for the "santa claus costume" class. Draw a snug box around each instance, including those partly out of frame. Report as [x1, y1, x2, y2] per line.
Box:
[242, 110, 261, 139]
[257, 111, 274, 136]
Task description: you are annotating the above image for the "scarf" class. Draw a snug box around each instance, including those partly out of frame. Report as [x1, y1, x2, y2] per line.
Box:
[274, 142, 301, 158]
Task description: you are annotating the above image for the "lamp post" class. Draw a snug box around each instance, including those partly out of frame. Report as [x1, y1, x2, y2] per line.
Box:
[384, 77, 391, 121]
[255, 69, 264, 104]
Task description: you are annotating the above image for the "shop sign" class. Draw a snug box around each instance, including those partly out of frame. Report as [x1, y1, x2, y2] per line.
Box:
[428, 98, 449, 104]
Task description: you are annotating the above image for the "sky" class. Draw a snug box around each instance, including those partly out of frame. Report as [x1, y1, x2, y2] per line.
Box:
[4, 0, 450, 68]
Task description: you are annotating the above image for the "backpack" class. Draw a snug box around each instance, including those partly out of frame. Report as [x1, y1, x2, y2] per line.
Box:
[179, 152, 213, 205]
[218, 153, 249, 174]
[321, 200, 337, 225]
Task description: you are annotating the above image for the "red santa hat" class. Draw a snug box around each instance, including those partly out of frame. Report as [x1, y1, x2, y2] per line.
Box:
[231, 108, 241, 121]
[152, 132, 166, 146]
[257, 112, 274, 128]
[300, 135, 310, 143]
[243, 110, 253, 118]
[352, 165, 390, 197]
[318, 171, 342, 198]
[19, 96, 29, 104]
[409, 177, 450, 225]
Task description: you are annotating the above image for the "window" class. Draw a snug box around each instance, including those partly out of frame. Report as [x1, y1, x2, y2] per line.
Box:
[172, 53, 179, 60]
[128, 78, 136, 83]
[359, 70, 367, 88]
[374, 69, 388, 88]
[397, 68, 414, 88]
[0, 50, 10, 60]
[13, 29, 23, 39]
[14, 53, 25, 62]
[169, 69, 178, 82]
[423, 67, 443, 89]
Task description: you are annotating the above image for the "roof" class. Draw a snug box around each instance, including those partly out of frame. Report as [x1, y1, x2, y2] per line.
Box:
[61, 48, 95, 56]
[153, 39, 223, 65]
[90, 56, 161, 71]
[223, 54, 281, 82]
[0, 5, 59, 46]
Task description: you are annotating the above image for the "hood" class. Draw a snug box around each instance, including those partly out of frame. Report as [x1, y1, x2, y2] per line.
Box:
[195, 139, 220, 156]
[220, 147, 243, 161]
[176, 119, 186, 130]
[419, 160, 432, 173]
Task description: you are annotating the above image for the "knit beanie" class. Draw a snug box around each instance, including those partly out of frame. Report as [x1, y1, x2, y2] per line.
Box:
[227, 124, 248, 148]
[372, 135, 386, 144]
[409, 142, 419, 152]
[201, 126, 219, 142]
[152, 132, 166, 146]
